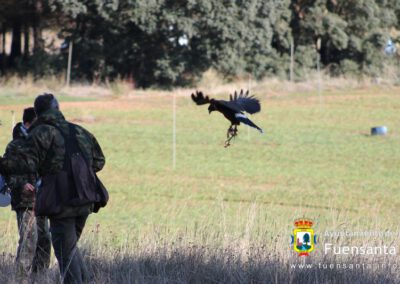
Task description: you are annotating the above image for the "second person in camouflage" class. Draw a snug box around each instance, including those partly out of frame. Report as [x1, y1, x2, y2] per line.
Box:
[4, 107, 51, 279]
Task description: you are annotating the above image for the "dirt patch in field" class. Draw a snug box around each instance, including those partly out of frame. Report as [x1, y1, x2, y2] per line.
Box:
[0, 95, 175, 112]
[0, 93, 362, 113]
[69, 115, 164, 126]
[70, 115, 97, 124]
[64, 94, 181, 110]
[0, 105, 27, 111]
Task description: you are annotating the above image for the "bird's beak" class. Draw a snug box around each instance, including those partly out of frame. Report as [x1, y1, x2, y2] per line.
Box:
[208, 110, 211, 114]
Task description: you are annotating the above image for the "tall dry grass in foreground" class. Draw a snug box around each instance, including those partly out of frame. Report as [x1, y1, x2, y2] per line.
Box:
[1, 223, 400, 284]
[1, 241, 399, 283]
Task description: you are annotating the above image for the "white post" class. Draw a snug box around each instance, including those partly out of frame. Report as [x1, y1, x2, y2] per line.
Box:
[66, 41, 73, 87]
[11, 110, 15, 140]
[290, 38, 294, 82]
[317, 55, 321, 104]
[316, 38, 322, 105]
[247, 74, 252, 140]
[172, 93, 176, 170]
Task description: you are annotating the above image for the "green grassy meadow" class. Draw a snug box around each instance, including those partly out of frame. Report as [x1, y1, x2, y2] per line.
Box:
[0, 85, 400, 282]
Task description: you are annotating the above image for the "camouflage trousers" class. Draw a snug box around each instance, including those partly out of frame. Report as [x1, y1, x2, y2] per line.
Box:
[16, 209, 51, 278]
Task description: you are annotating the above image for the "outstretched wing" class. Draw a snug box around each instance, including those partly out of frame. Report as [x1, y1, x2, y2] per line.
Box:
[227, 89, 261, 114]
[191, 91, 211, 105]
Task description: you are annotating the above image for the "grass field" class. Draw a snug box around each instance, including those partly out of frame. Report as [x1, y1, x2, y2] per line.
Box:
[0, 82, 400, 283]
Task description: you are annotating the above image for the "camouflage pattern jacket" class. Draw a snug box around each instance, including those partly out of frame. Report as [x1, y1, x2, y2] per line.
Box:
[0, 109, 105, 217]
[4, 123, 37, 210]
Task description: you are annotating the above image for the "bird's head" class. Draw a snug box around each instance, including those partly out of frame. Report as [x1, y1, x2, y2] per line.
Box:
[208, 104, 217, 114]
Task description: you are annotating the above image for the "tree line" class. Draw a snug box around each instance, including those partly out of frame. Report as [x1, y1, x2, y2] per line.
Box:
[0, 0, 399, 88]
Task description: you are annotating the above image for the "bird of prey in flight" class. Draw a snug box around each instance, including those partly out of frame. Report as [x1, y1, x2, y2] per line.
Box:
[191, 90, 263, 147]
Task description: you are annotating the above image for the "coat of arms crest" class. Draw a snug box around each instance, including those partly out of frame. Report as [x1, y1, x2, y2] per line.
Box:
[291, 218, 317, 256]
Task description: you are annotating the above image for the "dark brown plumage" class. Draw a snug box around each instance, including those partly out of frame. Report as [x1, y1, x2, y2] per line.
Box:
[191, 90, 263, 147]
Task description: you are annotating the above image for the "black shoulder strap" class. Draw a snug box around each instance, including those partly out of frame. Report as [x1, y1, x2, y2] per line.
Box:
[47, 122, 85, 171]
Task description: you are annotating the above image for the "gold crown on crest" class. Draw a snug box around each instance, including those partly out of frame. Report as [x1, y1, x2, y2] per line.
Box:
[294, 218, 313, 229]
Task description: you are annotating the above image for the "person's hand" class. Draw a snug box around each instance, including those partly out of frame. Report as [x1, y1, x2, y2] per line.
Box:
[22, 183, 35, 199]
[23, 183, 35, 192]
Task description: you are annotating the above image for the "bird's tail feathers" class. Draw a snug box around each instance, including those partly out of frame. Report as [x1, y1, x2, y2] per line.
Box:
[235, 113, 263, 134]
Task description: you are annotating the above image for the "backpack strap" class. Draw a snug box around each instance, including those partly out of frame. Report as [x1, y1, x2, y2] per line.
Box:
[46, 122, 86, 171]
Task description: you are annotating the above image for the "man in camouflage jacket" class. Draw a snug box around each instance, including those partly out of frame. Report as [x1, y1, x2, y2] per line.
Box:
[4, 108, 51, 278]
[0, 94, 106, 284]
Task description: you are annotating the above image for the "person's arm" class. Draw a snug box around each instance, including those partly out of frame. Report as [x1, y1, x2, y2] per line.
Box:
[0, 125, 53, 175]
[8, 175, 35, 201]
[92, 135, 105, 172]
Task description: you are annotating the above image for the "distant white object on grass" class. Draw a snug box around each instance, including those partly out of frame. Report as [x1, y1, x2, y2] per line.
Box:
[371, 126, 388, 136]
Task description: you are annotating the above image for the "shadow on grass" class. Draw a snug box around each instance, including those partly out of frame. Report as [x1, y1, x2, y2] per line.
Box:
[1, 247, 399, 284]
